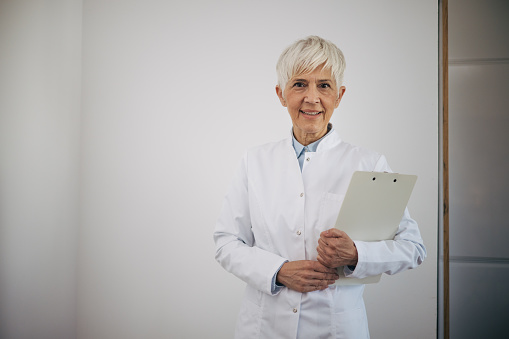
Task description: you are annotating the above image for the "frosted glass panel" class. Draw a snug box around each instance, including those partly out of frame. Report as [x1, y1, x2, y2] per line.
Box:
[450, 263, 509, 339]
[449, 64, 509, 258]
[449, 0, 509, 59]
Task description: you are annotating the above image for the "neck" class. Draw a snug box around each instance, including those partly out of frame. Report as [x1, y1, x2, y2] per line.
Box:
[293, 126, 330, 146]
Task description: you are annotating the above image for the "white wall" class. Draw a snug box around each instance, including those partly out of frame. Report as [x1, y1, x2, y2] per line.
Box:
[78, 1, 437, 338]
[0, 1, 82, 338]
[0, 1, 438, 338]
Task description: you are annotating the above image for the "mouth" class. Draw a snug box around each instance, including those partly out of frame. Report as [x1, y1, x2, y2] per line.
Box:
[300, 110, 323, 116]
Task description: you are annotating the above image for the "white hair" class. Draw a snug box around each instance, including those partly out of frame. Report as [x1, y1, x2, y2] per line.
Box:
[276, 36, 346, 92]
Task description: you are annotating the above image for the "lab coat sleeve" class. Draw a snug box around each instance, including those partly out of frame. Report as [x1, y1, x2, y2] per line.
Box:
[214, 154, 288, 295]
[344, 155, 427, 279]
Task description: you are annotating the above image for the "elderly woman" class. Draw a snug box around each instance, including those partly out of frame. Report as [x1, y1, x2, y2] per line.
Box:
[214, 36, 426, 339]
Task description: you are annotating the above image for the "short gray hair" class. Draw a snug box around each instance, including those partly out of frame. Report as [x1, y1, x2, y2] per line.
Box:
[276, 36, 346, 92]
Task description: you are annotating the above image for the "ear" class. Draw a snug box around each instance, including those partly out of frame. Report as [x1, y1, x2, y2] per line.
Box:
[275, 86, 287, 107]
[335, 86, 346, 108]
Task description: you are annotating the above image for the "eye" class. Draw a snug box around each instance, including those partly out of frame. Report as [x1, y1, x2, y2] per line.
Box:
[319, 83, 331, 88]
[292, 82, 305, 88]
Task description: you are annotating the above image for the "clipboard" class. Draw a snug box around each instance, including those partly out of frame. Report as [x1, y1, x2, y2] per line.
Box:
[333, 171, 417, 285]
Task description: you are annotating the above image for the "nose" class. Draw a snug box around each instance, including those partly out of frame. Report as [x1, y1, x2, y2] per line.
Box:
[304, 86, 320, 103]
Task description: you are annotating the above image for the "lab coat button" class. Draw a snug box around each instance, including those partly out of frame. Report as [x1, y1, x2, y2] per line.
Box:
[296, 230, 301, 235]
[306, 157, 310, 161]
[293, 308, 298, 313]
[300, 193, 304, 197]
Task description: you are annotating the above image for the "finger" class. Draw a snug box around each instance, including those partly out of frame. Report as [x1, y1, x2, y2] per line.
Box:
[298, 284, 316, 293]
[316, 242, 337, 255]
[315, 270, 339, 282]
[317, 254, 338, 269]
[318, 238, 329, 248]
[301, 281, 328, 293]
[312, 269, 339, 280]
[316, 250, 328, 264]
[324, 272, 340, 280]
[310, 281, 327, 292]
[316, 242, 332, 257]
[305, 269, 334, 281]
[316, 255, 326, 267]
[317, 242, 336, 258]
[301, 275, 337, 291]
[318, 278, 336, 289]
[321, 228, 344, 238]
[317, 257, 331, 269]
[311, 261, 337, 273]
[317, 252, 335, 269]
[306, 270, 335, 281]
[316, 243, 327, 257]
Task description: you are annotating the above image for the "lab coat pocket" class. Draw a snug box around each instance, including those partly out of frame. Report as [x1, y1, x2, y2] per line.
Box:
[333, 307, 369, 339]
[235, 286, 262, 338]
[318, 192, 345, 231]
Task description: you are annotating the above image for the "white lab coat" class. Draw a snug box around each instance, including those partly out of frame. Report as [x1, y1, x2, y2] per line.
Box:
[214, 130, 426, 339]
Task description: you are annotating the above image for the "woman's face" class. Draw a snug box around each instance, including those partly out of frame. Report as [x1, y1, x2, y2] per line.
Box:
[276, 66, 345, 145]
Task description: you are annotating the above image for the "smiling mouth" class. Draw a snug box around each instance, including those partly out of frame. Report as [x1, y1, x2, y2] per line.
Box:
[300, 110, 322, 116]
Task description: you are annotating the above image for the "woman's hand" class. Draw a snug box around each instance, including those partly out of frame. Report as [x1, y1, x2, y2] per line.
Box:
[276, 260, 339, 293]
[316, 228, 358, 268]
